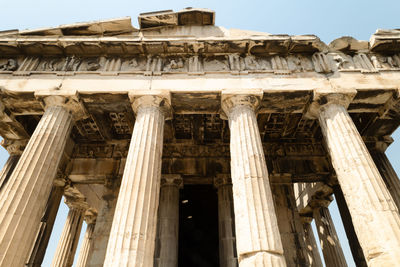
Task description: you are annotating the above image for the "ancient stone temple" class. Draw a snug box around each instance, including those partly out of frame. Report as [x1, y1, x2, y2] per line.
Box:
[1, 7, 400, 267]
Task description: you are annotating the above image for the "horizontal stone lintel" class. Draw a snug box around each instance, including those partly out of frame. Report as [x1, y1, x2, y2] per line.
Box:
[0, 76, 398, 116]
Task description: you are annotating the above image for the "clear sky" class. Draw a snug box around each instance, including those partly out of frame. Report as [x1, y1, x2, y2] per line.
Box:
[1, 0, 400, 266]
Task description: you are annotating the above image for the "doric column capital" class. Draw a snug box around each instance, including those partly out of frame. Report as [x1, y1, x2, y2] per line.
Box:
[366, 136, 394, 153]
[35, 91, 88, 121]
[53, 176, 69, 187]
[220, 89, 263, 118]
[160, 174, 183, 188]
[64, 185, 89, 211]
[300, 215, 313, 224]
[310, 196, 333, 209]
[213, 173, 232, 188]
[129, 91, 172, 120]
[1, 138, 27, 155]
[306, 90, 356, 119]
[83, 208, 98, 225]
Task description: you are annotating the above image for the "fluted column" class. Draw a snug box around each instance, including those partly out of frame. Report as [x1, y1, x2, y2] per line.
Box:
[0, 96, 74, 267]
[26, 185, 63, 267]
[0, 155, 19, 190]
[370, 142, 400, 211]
[221, 92, 286, 267]
[76, 208, 97, 267]
[317, 93, 400, 266]
[214, 174, 238, 267]
[51, 187, 88, 267]
[154, 174, 182, 267]
[312, 200, 347, 267]
[0, 139, 26, 192]
[301, 216, 323, 267]
[272, 182, 309, 266]
[104, 92, 171, 267]
[333, 184, 367, 267]
[86, 186, 118, 267]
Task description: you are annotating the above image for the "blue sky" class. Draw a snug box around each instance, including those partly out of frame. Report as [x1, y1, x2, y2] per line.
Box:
[1, 0, 399, 266]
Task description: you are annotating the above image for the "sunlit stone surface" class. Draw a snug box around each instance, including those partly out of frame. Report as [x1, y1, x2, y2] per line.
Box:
[0, 8, 400, 267]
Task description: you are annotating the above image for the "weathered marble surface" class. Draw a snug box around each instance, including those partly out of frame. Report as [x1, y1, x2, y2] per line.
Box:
[222, 92, 286, 267]
[1, 8, 400, 267]
[0, 97, 73, 267]
[317, 94, 400, 267]
[104, 94, 170, 267]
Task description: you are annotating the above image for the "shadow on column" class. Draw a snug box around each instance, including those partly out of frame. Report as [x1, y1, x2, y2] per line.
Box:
[178, 184, 219, 267]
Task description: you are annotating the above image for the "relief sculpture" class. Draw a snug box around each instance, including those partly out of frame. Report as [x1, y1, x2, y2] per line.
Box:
[145, 55, 163, 75]
[312, 52, 333, 73]
[271, 55, 291, 74]
[331, 52, 355, 70]
[0, 59, 18, 71]
[3, 52, 400, 75]
[164, 58, 185, 72]
[188, 55, 203, 73]
[243, 55, 260, 70]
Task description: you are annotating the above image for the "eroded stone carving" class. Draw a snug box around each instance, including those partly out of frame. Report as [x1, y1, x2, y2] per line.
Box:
[3, 52, 400, 76]
[332, 53, 355, 70]
[17, 57, 40, 72]
[188, 55, 203, 73]
[203, 56, 229, 71]
[38, 58, 64, 71]
[63, 56, 82, 71]
[0, 59, 18, 71]
[163, 57, 185, 72]
[103, 58, 122, 72]
[353, 53, 377, 73]
[271, 55, 291, 74]
[227, 54, 244, 72]
[312, 52, 333, 73]
[145, 55, 163, 75]
[82, 58, 101, 71]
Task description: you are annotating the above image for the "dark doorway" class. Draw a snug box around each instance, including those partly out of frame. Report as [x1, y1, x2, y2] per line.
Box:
[178, 184, 219, 267]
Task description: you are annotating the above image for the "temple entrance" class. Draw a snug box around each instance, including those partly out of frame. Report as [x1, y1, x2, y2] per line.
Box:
[178, 184, 219, 267]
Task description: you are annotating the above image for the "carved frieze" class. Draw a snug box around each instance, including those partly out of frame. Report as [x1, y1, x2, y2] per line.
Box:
[0, 59, 18, 71]
[72, 141, 326, 160]
[2, 52, 400, 76]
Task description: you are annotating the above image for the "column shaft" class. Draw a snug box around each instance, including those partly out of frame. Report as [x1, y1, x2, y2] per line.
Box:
[371, 150, 400, 211]
[76, 223, 95, 267]
[0, 155, 19, 192]
[302, 221, 323, 267]
[216, 182, 238, 267]
[26, 186, 63, 267]
[0, 104, 73, 266]
[272, 184, 309, 266]
[155, 176, 181, 267]
[313, 206, 347, 267]
[318, 102, 400, 266]
[333, 185, 367, 267]
[104, 101, 166, 266]
[51, 207, 84, 267]
[86, 189, 118, 267]
[226, 99, 286, 266]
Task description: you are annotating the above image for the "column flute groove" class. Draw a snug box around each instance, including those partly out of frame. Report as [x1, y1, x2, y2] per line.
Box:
[0, 96, 73, 267]
[0, 139, 25, 192]
[301, 217, 323, 267]
[154, 174, 182, 267]
[369, 143, 400, 211]
[76, 208, 97, 267]
[312, 201, 347, 267]
[214, 174, 238, 267]
[316, 93, 400, 266]
[51, 204, 85, 267]
[104, 93, 170, 267]
[222, 92, 286, 267]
